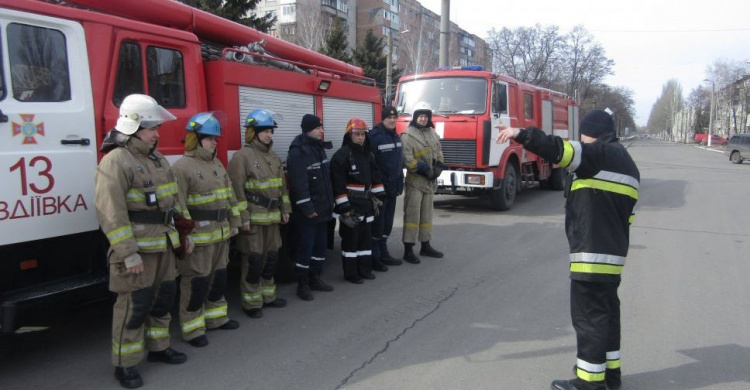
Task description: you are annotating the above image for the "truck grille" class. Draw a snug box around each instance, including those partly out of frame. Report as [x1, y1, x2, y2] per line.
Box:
[440, 139, 476, 166]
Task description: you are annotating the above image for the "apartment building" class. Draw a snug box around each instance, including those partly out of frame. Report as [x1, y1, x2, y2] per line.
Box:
[254, 0, 358, 52]
[254, 0, 490, 74]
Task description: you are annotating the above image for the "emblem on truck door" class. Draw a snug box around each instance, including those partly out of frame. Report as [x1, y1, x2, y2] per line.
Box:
[12, 114, 45, 145]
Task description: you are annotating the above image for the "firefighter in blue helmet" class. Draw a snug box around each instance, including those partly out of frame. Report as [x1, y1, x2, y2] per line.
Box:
[172, 112, 242, 348]
[286, 114, 335, 301]
[368, 105, 404, 268]
[497, 109, 639, 390]
[228, 108, 291, 318]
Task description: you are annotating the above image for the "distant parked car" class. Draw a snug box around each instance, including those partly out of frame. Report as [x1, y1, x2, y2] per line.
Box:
[699, 134, 727, 146]
[725, 134, 750, 164]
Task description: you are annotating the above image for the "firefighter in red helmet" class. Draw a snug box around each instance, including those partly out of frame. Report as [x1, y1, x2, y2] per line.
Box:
[330, 118, 386, 283]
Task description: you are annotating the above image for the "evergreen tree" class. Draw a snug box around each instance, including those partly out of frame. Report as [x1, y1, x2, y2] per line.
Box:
[352, 29, 402, 99]
[178, 0, 276, 33]
[320, 20, 352, 63]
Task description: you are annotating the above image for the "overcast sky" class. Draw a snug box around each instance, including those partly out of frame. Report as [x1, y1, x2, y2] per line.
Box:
[418, 0, 750, 126]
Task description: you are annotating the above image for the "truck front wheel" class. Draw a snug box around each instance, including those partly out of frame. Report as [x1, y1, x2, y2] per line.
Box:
[490, 165, 517, 211]
[549, 167, 566, 190]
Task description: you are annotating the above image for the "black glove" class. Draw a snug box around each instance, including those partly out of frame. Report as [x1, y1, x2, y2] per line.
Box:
[433, 161, 446, 178]
[339, 213, 359, 228]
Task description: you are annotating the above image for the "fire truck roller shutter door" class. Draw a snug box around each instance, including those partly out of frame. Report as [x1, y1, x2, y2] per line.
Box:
[238, 87, 314, 162]
[322, 97, 375, 152]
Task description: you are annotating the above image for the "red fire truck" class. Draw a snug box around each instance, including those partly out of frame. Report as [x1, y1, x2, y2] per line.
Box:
[394, 66, 579, 210]
[0, 0, 381, 333]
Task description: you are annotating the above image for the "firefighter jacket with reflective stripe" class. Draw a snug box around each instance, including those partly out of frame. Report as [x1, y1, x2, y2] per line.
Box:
[95, 135, 189, 262]
[369, 123, 404, 196]
[520, 127, 640, 283]
[227, 139, 292, 225]
[402, 124, 444, 194]
[331, 135, 384, 217]
[172, 146, 242, 246]
[287, 133, 334, 224]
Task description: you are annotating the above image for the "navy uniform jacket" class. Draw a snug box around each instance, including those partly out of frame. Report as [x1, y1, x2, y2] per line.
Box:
[368, 122, 404, 196]
[286, 134, 334, 224]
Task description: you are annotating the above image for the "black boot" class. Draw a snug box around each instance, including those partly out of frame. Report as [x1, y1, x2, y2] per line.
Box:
[380, 239, 402, 265]
[309, 270, 334, 292]
[115, 366, 143, 389]
[187, 334, 209, 347]
[403, 243, 420, 264]
[297, 275, 314, 301]
[419, 241, 444, 258]
[146, 347, 187, 365]
[551, 378, 606, 390]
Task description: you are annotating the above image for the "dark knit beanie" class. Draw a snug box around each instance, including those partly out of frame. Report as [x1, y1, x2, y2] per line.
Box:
[382, 105, 397, 118]
[580, 109, 614, 138]
[301, 114, 322, 133]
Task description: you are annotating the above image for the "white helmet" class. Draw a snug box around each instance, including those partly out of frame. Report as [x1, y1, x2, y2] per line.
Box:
[412, 101, 432, 115]
[115, 94, 176, 135]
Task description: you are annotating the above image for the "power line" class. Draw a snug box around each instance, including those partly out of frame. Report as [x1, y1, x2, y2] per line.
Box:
[589, 28, 750, 33]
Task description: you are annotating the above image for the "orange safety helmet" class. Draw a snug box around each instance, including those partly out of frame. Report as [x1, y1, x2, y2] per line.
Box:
[345, 117, 370, 133]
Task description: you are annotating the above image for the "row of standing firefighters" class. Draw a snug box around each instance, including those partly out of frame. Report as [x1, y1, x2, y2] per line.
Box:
[94, 95, 447, 388]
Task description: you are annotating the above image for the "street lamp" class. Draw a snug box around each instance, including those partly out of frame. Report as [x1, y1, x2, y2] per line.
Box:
[703, 79, 715, 147]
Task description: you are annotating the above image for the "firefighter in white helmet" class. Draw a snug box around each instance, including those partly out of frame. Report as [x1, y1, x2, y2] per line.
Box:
[95, 94, 193, 389]
[172, 112, 242, 348]
[228, 109, 291, 317]
[401, 102, 445, 264]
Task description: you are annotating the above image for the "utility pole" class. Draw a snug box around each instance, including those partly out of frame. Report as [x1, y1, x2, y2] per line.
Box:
[438, 0, 449, 68]
[385, 29, 392, 102]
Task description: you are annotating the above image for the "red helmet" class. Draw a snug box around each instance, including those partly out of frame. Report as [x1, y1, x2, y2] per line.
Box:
[345, 117, 370, 133]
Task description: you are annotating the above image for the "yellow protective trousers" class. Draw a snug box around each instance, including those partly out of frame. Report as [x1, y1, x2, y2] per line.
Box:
[177, 240, 231, 341]
[238, 224, 282, 310]
[110, 249, 177, 367]
[402, 186, 434, 244]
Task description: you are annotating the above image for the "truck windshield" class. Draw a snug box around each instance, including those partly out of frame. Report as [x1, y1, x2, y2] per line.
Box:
[396, 77, 488, 115]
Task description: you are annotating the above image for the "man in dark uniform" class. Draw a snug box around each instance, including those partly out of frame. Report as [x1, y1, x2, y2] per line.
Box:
[497, 109, 639, 390]
[287, 114, 335, 301]
[369, 105, 404, 268]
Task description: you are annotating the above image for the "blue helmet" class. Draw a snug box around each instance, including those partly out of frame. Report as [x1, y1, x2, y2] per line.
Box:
[185, 112, 222, 136]
[246, 108, 278, 129]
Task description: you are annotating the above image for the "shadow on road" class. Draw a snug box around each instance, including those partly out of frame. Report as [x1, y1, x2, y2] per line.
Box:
[623, 344, 750, 389]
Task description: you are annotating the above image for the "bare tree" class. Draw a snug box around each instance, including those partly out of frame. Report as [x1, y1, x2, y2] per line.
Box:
[559, 26, 614, 102]
[398, 23, 438, 74]
[488, 24, 564, 87]
[647, 79, 683, 139]
[286, 0, 328, 52]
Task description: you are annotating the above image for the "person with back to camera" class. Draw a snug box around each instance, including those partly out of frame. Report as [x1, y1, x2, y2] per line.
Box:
[497, 109, 639, 390]
[400, 102, 446, 264]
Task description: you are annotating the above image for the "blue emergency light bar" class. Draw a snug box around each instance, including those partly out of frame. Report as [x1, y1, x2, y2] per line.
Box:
[435, 65, 484, 71]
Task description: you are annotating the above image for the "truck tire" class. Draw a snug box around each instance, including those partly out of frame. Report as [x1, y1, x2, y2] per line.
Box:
[549, 167, 565, 191]
[490, 165, 517, 211]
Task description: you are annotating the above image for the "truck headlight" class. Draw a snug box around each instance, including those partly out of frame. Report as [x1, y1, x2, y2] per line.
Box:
[465, 174, 485, 185]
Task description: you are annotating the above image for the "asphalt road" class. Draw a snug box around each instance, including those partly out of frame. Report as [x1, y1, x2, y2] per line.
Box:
[1, 139, 749, 390]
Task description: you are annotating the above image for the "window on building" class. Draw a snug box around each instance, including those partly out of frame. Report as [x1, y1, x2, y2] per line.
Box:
[8, 23, 71, 102]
